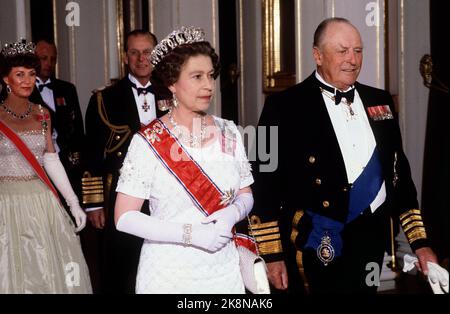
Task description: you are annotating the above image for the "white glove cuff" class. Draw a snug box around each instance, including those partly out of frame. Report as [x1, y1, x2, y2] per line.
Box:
[233, 193, 254, 221]
[403, 254, 449, 294]
[116, 210, 183, 243]
[43, 152, 78, 206]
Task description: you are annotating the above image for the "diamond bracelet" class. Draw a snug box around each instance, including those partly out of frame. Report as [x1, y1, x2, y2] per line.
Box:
[182, 223, 192, 245]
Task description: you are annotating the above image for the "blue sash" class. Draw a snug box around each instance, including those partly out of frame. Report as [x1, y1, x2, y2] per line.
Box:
[304, 148, 383, 257]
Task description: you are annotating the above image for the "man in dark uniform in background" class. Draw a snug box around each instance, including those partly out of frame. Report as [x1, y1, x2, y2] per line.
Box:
[251, 18, 438, 294]
[30, 39, 85, 210]
[83, 30, 163, 293]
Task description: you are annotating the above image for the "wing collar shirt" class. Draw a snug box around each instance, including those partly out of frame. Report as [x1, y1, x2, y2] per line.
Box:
[315, 71, 386, 213]
[128, 74, 156, 126]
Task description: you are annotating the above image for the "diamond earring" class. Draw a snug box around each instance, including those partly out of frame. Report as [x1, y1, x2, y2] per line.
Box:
[172, 93, 179, 108]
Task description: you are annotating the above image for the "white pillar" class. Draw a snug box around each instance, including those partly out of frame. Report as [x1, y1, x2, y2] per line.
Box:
[0, 0, 31, 45]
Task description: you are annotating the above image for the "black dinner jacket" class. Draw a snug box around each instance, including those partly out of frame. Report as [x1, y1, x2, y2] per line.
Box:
[251, 72, 420, 262]
[30, 78, 85, 197]
[83, 77, 163, 213]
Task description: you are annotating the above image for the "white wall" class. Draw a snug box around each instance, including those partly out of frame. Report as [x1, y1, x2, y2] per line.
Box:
[239, 0, 264, 128]
[53, 0, 114, 120]
[152, 0, 221, 117]
[295, 0, 385, 89]
[397, 0, 430, 202]
[0, 0, 31, 46]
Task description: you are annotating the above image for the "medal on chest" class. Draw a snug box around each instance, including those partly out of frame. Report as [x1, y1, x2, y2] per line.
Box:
[317, 232, 335, 266]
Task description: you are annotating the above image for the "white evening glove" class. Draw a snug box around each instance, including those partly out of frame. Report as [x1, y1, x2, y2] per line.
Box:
[427, 262, 449, 294]
[43, 152, 86, 232]
[202, 193, 254, 231]
[116, 210, 233, 252]
[403, 254, 449, 294]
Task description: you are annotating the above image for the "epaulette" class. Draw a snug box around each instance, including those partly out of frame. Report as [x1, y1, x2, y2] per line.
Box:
[91, 83, 113, 94]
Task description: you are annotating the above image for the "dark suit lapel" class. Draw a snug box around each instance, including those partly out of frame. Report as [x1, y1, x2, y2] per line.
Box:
[356, 82, 387, 155]
[305, 74, 349, 183]
[355, 82, 394, 178]
[119, 78, 141, 132]
[51, 79, 64, 110]
[30, 86, 45, 105]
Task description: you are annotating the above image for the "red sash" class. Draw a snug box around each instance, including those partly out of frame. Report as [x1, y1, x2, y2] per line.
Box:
[139, 119, 256, 253]
[0, 120, 60, 202]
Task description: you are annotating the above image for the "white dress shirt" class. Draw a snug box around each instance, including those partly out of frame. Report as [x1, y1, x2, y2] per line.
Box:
[315, 71, 386, 213]
[128, 74, 156, 126]
[36, 77, 60, 153]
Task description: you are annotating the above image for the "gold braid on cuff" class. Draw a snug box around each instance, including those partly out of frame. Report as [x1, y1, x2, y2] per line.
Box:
[400, 209, 428, 243]
[249, 215, 283, 255]
[81, 172, 104, 205]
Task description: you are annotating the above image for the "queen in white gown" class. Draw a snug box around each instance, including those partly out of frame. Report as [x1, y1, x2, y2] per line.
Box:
[117, 117, 253, 294]
[114, 27, 255, 294]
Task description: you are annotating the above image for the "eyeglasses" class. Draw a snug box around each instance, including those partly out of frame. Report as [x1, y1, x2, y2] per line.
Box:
[127, 49, 152, 59]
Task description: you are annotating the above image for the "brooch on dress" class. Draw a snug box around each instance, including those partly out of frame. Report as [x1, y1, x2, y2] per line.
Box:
[219, 188, 236, 206]
[37, 105, 50, 135]
[142, 122, 163, 144]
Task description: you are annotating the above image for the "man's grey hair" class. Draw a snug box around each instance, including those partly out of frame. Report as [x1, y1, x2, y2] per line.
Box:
[313, 17, 353, 48]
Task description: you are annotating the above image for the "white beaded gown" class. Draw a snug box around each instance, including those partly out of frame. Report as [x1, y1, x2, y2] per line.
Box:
[0, 126, 92, 293]
[116, 116, 254, 294]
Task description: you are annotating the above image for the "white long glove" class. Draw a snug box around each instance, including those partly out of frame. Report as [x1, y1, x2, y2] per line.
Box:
[403, 254, 449, 294]
[202, 193, 254, 232]
[116, 210, 233, 252]
[43, 152, 86, 232]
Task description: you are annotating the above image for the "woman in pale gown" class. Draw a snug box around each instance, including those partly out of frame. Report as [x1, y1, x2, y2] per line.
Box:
[114, 27, 255, 294]
[0, 40, 91, 293]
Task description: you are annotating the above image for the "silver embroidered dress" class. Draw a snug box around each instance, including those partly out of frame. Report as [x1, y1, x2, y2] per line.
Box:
[116, 117, 254, 294]
[0, 127, 92, 294]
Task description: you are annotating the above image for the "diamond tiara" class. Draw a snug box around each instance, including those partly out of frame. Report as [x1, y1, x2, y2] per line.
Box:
[1, 38, 36, 57]
[150, 26, 205, 66]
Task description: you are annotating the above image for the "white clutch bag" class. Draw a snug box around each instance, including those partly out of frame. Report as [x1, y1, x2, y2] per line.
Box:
[237, 245, 271, 294]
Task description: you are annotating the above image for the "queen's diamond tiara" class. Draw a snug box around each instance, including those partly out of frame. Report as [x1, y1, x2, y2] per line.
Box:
[1, 38, 36, 57]
[150, 26, 205, 66]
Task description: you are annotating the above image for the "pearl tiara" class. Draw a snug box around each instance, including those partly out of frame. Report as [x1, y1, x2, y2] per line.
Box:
[1, 38, 36, 57]
[150, 26, 205, 66]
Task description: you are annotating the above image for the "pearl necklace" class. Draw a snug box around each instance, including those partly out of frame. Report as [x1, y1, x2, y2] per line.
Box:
[1, 101, 33, 120]
[168, 109, 207, 148]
